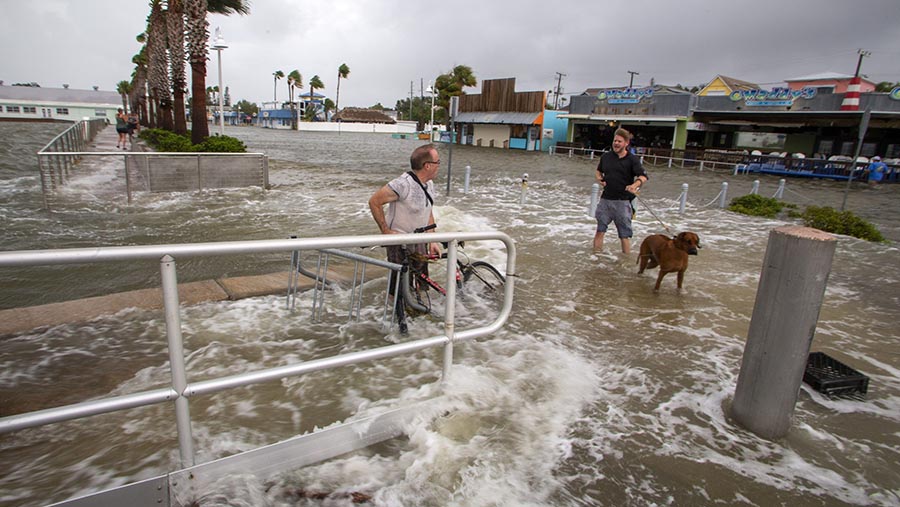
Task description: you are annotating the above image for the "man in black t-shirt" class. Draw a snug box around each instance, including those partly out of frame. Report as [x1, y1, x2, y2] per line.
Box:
[594, 128, 648, 254]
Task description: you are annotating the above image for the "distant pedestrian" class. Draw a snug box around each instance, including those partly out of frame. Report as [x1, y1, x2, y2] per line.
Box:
[867, 156, 887, 186]
[126, 112, 139, 142]
[593, 128, 648, 254]
[115, 108, 128, 150]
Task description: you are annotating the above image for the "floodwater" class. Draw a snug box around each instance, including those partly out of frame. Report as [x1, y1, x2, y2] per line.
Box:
[1, 122, 898, 507]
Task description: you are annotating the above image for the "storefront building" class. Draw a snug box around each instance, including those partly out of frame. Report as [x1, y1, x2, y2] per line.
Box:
[563, 78, 900, 159]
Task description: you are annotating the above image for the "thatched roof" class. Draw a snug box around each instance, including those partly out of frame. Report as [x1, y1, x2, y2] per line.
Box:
[332, 107, 396, 124]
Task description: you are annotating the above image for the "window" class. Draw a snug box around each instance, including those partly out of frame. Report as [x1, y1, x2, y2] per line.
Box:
[56, 108, 69, 115]
[23, 106, 36, 114]
[95, 110, 107, 117]
[7, 105, 20, 113]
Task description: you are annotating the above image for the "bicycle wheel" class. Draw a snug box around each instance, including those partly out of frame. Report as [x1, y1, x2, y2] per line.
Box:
[463, 261, 505, 296]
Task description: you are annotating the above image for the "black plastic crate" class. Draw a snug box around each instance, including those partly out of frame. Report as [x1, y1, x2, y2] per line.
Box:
[803, 352, 869, 397]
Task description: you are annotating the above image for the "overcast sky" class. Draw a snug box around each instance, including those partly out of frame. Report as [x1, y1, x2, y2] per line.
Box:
[3, 0, 899, 109]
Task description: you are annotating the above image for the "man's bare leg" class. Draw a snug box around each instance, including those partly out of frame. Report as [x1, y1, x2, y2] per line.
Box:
[620, 237, 631, 254]
[593, 231, 605, 251]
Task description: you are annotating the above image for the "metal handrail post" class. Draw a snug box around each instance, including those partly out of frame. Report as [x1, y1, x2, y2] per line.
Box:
[124, 153, 132, 204]
[160, 255, 195, 467]
[441, 240, 458, 384]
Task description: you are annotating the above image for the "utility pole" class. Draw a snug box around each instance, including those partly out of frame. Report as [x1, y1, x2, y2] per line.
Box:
[553, 72, 566, 110]
[627, 70, 640, 89]
[854, 48, 871, 77]
[409, 81, 413, 122]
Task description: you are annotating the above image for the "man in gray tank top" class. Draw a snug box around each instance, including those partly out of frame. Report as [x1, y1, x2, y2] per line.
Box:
[369, 144, 442, 319]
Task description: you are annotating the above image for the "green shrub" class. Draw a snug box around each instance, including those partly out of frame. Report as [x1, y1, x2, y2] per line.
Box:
[156, 132, 195, 152]
[727, 194, 787, 218]
[195, 135, 247, 153]
[137, 129, 246, 153]
[796, 206, 885, 242]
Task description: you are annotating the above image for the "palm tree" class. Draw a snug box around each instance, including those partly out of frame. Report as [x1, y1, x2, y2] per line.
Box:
[130, 48, 149, 126]
[184, 0, 250, 144]
[335, 63, 350, 115]
[147, 0, 173, 131]
[273, 70, 284, 103]
[116, 80, 133, 111]
[287, 70, 302, 130]
[167, 0, 188, 135]
[308, 75, 324, 120]
[435, 64, 477, 110]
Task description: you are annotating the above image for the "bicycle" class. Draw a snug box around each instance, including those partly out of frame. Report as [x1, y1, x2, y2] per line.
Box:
[393, 224, 505, 334]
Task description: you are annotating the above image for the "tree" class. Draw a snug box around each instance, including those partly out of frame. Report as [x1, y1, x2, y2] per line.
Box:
[434, 65, 477, 109]
[273, 70, 284, 102]
[308, 75, 325, 121]
[287, 70, 302, 130]
[185, 0, 250, 144]
[129, 47, 149, 126]
[323, 98, 335, 118]
[147, 0, 171, 130]
[335, 63, 350, 114]
[167, 0, 188, 135]
[234, 99, 258, 117]
[370, 103, 385, 110]
[116, 80, 133, 111]
[394, 96, 431, 128]
[875, 81, 899, 92]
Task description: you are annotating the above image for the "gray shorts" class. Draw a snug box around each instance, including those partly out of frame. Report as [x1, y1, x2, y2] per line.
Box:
[595, 199, 634, 238]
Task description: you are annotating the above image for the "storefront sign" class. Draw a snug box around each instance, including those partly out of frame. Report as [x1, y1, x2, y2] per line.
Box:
[597, 87, 653, 104]
[890, 87, 900, 100]
[729, 86, 816, 106]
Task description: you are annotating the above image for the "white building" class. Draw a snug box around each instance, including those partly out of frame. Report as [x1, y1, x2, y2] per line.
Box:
[0, 84, 121, 122]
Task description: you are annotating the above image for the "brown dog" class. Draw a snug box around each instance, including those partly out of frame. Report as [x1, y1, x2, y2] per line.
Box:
[637, 232, 701, 291]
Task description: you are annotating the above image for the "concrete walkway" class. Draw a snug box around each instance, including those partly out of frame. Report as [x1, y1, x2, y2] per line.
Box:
[0, 264, 385, 337]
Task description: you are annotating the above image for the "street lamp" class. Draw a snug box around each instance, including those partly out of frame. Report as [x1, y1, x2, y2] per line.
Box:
[425, 82, 436, 141]
[211, 27, 228, 136]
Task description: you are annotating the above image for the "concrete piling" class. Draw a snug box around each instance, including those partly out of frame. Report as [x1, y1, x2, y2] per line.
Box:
[589, 183, 600, 217]
[679, 183, 688, 214]
[520, 173, 529, 205]
[719, 182, 728, 208]
[464, 165, 471, 194]
[731, 226, 837, 439]
[751, 180, 760, 195]
[774, 179, 785, 199]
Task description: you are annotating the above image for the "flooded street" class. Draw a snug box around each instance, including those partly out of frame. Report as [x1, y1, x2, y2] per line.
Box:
[1, 122, 898, 506]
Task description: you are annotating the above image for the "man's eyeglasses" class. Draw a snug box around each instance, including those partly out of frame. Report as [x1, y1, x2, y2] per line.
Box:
[426, 159, 441, 165]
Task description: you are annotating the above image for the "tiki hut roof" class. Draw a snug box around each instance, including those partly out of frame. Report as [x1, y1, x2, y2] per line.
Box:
[332, 107, 396, 124]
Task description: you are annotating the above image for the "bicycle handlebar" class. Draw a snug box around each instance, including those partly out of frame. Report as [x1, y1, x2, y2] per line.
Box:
[414, 224, 437, 233]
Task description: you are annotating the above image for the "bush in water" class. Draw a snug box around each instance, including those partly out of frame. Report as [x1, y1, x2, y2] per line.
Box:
[137, 128, 246, 153]
[794, 206, 886, 242]
[727, 194, 790, 218]
[195, 135, 247, 153]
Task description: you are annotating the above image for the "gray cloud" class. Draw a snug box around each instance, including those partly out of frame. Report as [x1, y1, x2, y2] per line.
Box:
[2, 0, 898, 108]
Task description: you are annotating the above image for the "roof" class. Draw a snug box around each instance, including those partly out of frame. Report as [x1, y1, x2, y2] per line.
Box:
[297, 91, 327, 100]
[712, 75, 759, 91]
[581, 84, 692, 96]
[784, 72, 855, 82]
[454, 111, 541, 124]
[332, 107, 396, 124]
[0, 85, 120, 105]
[559, 114, 683, 125]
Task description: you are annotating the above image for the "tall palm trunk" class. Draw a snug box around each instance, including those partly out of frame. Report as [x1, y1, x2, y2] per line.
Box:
[168, 0, 188, 135]
[185, 0, 209, 143]
[148, 0, 173, 131]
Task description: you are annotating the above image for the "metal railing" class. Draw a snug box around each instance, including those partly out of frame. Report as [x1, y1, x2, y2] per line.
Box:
[0, 231, 516, 473]
[36, 118, 107, 206]
[551, 144, 898, 182]
[37, 150, 269, 209]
